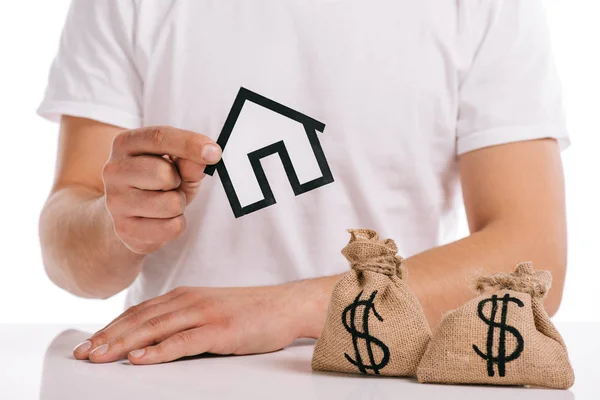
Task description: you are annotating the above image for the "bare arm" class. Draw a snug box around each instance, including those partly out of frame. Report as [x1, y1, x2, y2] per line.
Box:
[40, 116, 221, 299]
[73, 138, 567, 364]
[302, 138, 566, 333]
[39, 116, 143, 298]
[407, 138, 566, 325]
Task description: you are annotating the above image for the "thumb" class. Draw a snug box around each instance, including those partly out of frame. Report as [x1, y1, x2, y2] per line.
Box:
[173, 145, 221, 204]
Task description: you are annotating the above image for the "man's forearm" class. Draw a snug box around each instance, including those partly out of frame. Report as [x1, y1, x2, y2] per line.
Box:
[298, 220, 566, 337]
[405, 220, 566, 328]
[39, 185, 145, 298]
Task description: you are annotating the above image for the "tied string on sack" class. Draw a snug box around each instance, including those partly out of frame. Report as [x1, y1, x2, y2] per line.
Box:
[417, 261, 575, 389]
[312, 228, 431, 377]
[473, 261, 552, 299]
[341, 229, 405, 278]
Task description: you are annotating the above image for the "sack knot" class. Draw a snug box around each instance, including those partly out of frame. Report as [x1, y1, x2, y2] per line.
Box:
[474, 261, 552, 299]
[341, 229, 405, 277]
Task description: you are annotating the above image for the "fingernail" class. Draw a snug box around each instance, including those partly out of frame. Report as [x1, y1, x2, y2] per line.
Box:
[90, 343, 109, 356]
[74, 340, 92, 353]
[129, 349, 146, 358]
[201, 144, 222, 164]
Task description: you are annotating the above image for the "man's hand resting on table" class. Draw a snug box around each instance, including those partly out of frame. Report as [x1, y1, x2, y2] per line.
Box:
[74, 283, 324, 364]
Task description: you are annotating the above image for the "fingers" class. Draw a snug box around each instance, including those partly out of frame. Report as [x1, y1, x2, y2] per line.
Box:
[172, 157, 207, 204]
[107, 188, 186, 219]
[113, 215, 187, 254]
[128, 326, 219, 365]
[100, 288, 184, 333]
[104, 162, 187, 251]
[103, 126, 220, 252]
[112, 126, 222, 165]
[95, 287, 192, 335]
[74, 288, 194, 360]
[88, 307, 203, 363]
[108, 155, 182, 191]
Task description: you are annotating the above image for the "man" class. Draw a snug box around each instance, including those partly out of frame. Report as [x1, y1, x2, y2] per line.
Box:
[38, 0, 568, 365]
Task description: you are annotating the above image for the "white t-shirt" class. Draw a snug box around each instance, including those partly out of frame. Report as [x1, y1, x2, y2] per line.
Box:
[38, 0, 568, 308]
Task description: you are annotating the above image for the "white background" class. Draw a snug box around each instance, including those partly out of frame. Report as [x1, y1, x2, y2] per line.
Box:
[0, 1, 598, 324]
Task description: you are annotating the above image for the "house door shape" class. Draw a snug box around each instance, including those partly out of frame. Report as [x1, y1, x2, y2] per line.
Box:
[204, 87, 334, 218]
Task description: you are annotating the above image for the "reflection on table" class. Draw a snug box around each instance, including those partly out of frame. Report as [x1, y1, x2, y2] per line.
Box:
[39, 329, 579, 400]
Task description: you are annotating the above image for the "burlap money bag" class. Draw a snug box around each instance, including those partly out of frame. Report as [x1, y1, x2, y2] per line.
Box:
[311, 229, 431, 376]
[417, 262, 574, 389]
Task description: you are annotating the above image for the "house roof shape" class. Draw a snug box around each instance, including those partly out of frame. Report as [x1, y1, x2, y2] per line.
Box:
[204, 87, 334, 218]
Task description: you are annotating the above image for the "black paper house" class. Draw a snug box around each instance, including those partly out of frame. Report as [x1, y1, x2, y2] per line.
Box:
[204, 87, 334, 218]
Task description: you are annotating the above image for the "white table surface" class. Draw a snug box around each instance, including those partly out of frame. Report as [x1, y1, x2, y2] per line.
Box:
[0, 323, 598, 399]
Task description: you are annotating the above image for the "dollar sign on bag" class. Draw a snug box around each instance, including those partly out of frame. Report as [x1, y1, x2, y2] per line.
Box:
[473, 293, 525, 377]
[342, 290, 390, 374]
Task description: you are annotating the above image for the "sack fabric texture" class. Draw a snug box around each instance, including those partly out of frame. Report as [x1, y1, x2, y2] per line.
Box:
[312, 229, 431, 376]
[417, 262, 575, 389]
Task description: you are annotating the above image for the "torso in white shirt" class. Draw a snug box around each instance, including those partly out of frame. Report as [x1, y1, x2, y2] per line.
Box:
[37, 0, 567, 307]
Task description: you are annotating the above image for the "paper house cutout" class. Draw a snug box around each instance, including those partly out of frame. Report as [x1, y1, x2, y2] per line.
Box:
[204, 87, 334, 218]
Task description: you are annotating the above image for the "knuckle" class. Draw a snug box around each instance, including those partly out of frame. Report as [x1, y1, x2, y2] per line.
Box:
[104, 193, 122, 213]
[176, 216, 187, 234]
[104, 193, 116, 211]
[174, 330, 194, 346]
[146, 314, 170, 331]
[123, 310, 143, 326]
[121, 312, 142, 328]
[126, 305, 139, 315]
[169, 216, 187, 238]
[172, 286, 190, 295]
[147, 126, 168, 147]
[112, 131, 129, 150]
[186, 291, 202, 303]
[200, 300, 218, 319]
[102, 161, 121, 179]
[113, 218, 131, 238]
[166, 192, 185, 215]
[179, 190, 187, 206]
[146, 316, 163, 330]
[176, 291, 197, 305]
[157, 163, 179, 187]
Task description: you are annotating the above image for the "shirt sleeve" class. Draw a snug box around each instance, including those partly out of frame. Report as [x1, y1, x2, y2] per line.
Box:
[456, 0, 568, 155]
[37, 0, 142, 129]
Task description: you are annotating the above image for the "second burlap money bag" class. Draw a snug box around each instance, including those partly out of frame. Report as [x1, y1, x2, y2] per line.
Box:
[417, 262, 574, 389]
[312, 229, 431, 376]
